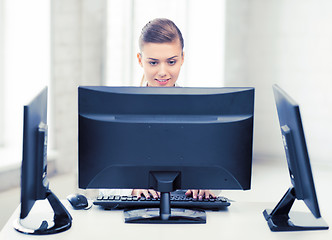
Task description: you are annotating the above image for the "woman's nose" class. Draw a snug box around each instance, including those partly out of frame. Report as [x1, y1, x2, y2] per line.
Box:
[158, 64, 167, 77]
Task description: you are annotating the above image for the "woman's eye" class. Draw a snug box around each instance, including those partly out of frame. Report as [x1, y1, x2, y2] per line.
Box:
[149, 61, 158, 66]
[168, 60, 176, 65]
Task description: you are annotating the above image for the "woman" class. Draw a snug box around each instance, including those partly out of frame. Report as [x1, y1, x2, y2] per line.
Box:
[132, 18, 217, 200]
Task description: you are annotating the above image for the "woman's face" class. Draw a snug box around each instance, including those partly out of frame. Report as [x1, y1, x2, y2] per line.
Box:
[137, 40, 184, 87]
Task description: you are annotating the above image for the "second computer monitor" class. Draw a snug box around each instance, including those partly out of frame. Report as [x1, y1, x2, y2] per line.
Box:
[263, 84, 328, 231]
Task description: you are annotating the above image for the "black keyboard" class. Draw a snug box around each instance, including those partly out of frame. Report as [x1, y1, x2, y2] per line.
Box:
[94, 194, 230, 211]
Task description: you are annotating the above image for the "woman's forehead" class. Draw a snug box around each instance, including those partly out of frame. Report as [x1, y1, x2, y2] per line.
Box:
[141, 40, 182, 59]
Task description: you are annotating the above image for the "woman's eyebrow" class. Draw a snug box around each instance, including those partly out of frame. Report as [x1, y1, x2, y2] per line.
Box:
[147, 56, 178, 61]
[167, 55, 179, 60]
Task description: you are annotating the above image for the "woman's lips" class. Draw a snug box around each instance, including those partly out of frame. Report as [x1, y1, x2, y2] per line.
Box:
[155, 78, 170, 85]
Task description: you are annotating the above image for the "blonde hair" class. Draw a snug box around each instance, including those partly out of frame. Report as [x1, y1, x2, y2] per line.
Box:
[140, 74, 145, 86]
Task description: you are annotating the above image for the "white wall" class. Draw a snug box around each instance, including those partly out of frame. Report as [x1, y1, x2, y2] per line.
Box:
[51, 0, 107, 173]
[225, 0, 332, 165]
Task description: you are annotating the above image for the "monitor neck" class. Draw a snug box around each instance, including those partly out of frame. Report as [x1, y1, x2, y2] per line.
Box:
[268, 187, 296, 218]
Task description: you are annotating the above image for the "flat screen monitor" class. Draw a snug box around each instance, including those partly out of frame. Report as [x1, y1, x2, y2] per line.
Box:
[263, 84, 329, 231]
[79, 86, 255, 223]
[14, 87, 72, 235]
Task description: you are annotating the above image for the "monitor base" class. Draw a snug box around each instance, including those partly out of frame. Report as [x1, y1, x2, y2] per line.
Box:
[263, 209, 329, 232]
[263, 187, 328, 231]
[14, 189, 72, 235]
[124, 208, 206, 224]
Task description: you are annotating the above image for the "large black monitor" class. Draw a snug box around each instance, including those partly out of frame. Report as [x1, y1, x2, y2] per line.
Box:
[263, 84, 329, 231]
[14, 87, 72, 235]
[79, 86, 254, 223]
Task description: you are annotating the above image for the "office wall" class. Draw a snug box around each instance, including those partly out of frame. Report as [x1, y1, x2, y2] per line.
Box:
[225, 0, 332, 165]
[51, 0, 107, 173]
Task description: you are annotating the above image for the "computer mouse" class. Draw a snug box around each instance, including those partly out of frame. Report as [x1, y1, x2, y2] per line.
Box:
[67, 194, 90, 210]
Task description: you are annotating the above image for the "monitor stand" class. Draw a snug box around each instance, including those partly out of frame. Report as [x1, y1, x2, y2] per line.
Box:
[14, 189, 72, 235]
[263, 187, 329, 231]
[124, 171, 206, 224]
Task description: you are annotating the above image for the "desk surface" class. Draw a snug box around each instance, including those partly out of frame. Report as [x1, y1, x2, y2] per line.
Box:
[1, 162, 331, 239]
[0, 199, 330, 240]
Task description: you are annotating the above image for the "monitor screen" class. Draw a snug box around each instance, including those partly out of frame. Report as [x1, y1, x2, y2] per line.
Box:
[78, 86, 255, 192]
[263, 84, 328, 231]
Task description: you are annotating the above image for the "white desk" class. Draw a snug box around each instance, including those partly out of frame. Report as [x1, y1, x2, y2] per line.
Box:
[0, 199, 330, 240]
[1, 162, 331, 239]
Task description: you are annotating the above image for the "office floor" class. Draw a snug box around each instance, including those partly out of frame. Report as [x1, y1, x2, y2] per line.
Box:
[1, 159, 331, 231]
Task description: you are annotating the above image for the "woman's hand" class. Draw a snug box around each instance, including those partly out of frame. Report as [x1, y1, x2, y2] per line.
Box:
[132, 189, 216, 200]
[131, 189, 160, 199]
[185, 190, 216, 200]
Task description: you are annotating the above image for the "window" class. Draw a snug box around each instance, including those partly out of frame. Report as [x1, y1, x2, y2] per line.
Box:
[106, 0, 226, 87]
[0, 0, 50, 167]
